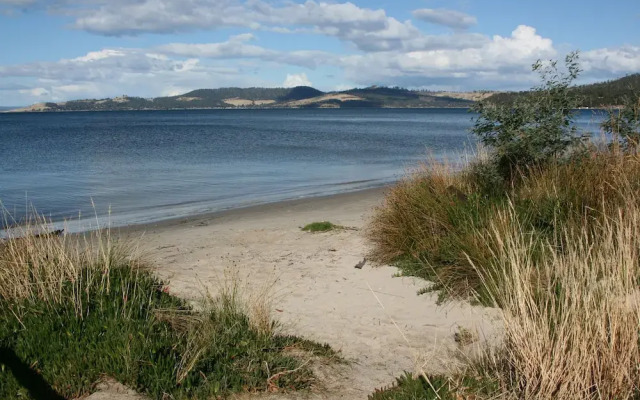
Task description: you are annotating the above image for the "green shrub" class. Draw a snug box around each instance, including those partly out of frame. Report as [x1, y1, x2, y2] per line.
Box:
[472, 52, 585, 181]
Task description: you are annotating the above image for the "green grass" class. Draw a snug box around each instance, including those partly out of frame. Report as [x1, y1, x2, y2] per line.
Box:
[0, 233, 336, 399]
[369, 372, 498, 400]
[301, 221, 341, 232]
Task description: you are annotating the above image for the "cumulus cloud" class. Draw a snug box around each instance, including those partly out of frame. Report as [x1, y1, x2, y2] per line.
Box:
[283, 73, 312, 88]
[0, 45, 274, 105]
[582, 46, 640, 75]
[337, 25, 557, 88]
[1, 0, 484, 53]
[412, 8, 477, 30]
[158, 34, 337, 68]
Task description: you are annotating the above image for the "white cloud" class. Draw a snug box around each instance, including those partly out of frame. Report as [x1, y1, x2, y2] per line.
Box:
[2, 18, 640, 106]
[72, 49, 126, 62]
[18, 87, 49, 97]
[582, 46, 640, 75]
[0, 46, 274, 105]
[283, 73, 312, 88]
[337, 25, 557, 88]
[412, 8, 477, 30]
[158, 35, 337, 69]
[2, 0, 482, 53]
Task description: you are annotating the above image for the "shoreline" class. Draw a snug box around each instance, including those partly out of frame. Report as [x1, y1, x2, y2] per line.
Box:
[116, 185, 391, 236]
[2, 106, 474, 114]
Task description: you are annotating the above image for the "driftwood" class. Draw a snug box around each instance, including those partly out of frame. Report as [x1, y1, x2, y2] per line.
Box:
[32, 229, 65, 238]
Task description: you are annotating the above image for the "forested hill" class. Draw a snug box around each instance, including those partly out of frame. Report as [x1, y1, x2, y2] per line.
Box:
[485, 74, 640, 108]
[8, 86, 472, 112]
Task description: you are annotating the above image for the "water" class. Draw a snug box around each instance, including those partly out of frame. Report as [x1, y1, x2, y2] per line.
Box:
[0, 108, 606, 230]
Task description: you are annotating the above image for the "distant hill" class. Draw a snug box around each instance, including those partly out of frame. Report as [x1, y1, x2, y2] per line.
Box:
[6, 86, 473, 112]
[485, 74, 640, 108]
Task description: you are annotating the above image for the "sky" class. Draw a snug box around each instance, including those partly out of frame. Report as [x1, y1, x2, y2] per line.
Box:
[0, 0, 639, 106]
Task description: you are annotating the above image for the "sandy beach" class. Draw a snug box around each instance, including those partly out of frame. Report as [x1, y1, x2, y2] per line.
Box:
[117, 188, 499, 399]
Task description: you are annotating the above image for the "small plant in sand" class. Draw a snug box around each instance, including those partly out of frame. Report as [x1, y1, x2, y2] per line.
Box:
[301, 221, 342, 232]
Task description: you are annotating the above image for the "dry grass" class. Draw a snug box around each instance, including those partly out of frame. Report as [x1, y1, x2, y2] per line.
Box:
[367, 159, 471, 264]
[368, 149, 640, 302]
[473, 202, 640, 399]
[0, 212, 141, 316]
[368, 148, 640, 398]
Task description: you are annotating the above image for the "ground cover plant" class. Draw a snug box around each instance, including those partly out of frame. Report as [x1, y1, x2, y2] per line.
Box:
[368, 53, 640, 398]
[301, 221, 342, 232]
[0, 215, 334, 399]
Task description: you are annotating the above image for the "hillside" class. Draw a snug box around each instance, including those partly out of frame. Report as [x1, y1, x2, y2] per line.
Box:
[7, 86, 472, 112]
[485, 73, 640, 107]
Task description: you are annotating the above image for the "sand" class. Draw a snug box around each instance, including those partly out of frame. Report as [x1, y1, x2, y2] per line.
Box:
[117, 188, 499, 399]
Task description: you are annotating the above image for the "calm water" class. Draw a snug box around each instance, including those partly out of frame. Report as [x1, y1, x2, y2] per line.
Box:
[0, 108, 606, 230]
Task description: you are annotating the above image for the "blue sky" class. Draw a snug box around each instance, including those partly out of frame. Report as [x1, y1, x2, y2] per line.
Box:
[0, 0, 638, 106]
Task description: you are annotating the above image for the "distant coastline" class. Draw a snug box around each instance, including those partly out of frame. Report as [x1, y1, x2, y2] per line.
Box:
[3, 86, 480, 113]
[5, 72, 637, 113]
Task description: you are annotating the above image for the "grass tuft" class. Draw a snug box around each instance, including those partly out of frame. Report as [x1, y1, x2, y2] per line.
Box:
[301, 221, 341, 232]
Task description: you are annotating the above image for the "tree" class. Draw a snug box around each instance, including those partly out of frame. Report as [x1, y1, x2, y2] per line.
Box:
[471, 51, 585, 180]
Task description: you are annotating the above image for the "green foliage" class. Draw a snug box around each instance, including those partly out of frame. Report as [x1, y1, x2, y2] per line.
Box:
[472, 52, 584, 180]
[0, 265, 332, 399]
[301, 221, 341, 232]
[369, 372, 498, 400]
[602, 92, 640, 149]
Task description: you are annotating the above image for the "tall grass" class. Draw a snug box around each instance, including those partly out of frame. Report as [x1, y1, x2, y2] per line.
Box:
[0, 213, 334, 399]
[474, 204, 640, 399]
[368, 148, 640, 398]
[368, 149, 640, 303]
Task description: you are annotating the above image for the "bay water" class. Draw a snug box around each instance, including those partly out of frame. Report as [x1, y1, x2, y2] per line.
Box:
[0, 108, 605, 230]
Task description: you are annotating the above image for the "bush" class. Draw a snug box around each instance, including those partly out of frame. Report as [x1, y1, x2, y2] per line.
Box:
[472, 52, 585, 181]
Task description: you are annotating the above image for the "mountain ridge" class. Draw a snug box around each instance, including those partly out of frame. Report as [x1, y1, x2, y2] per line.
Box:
[6, 86, 475, 112]
[8, 73, 638, 113]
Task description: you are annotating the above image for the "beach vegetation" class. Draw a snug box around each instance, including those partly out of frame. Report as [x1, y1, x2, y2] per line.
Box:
[471, 51, 585, 181]
[602, 90, 640, 149]
[0, 215, 336, 399]
[301, 221, 341, 232]
[368, 54, 640, 398]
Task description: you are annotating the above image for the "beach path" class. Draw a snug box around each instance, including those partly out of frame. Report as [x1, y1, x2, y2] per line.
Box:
[119, 188, 498, 399]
